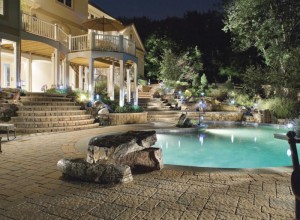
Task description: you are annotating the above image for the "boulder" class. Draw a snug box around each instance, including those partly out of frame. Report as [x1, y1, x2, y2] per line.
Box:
[57, 158, 133, 184]
[177, 113, 193, 128]
[115, 147, 163, 171]
[87, 130, 157, 163]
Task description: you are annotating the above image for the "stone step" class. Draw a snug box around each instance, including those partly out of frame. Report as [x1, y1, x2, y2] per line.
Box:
[147, 110, 182, 115]
[21, 101, 76, 106]
[14, 119, 95, 128]
[11, 115, 91, 122]
[147, 117, 179, 123]
[18, 106, 80, 111]
[20, 96, 72, 102]
[16, 110, 87, 117]
[25, 92, 66, 97]
[16, 123, 99, 134]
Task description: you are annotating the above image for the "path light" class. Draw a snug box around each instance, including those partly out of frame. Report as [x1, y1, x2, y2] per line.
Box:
[287, 123, 294, 129]
[96, 94, 100, 100]
[80, 94, 87, 102]
[230, 99, 235, 105]
[201, 92, 205, 96]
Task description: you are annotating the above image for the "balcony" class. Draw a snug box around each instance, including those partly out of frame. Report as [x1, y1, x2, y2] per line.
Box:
[21, 13, 136, 56]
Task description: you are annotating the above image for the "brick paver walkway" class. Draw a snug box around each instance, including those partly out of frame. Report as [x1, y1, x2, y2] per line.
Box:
[0, 124, 295, 219]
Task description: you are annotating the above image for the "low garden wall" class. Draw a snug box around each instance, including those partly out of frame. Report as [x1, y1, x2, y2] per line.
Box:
[109, 112, 148, 125]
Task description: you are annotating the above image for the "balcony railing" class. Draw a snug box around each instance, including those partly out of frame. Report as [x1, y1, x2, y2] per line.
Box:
[70, 32, 136, 56]
[21, 13, 136, 56]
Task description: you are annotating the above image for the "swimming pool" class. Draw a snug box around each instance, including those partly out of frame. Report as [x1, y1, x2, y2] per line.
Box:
[156, 124, 295, 168]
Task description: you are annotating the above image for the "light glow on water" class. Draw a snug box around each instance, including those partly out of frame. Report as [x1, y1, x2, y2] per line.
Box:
[155, 125, 295, 168]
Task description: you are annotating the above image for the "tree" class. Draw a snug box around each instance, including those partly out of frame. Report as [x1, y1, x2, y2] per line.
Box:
[178, 46, 203, 82]
[223, 0, 300, 93]
[159, 49, 181, 81]
[144, 34, 174, 80]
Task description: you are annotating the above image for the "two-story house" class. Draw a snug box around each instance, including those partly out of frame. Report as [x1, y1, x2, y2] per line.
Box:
[0, 0, 145, 106]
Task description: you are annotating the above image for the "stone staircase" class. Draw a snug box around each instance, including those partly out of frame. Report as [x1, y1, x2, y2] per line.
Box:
[11, 92, 98, 134]
[139, 98, 170, 111]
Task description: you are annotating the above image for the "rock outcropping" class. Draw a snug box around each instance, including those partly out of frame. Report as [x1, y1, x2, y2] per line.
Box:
[57, 130, 163, 184]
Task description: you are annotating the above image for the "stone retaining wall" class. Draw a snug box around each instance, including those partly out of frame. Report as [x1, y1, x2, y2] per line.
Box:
[186, 111, 243, 121]
[109, 112, 148, 125]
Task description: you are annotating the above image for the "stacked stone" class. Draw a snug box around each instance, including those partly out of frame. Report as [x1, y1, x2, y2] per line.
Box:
[57, 130, 163, 184]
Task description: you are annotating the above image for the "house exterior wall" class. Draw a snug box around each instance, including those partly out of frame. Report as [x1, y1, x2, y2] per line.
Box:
[32, 60, 52, 92]
[0, 0, 20, 40]
[24, 0, 88, 35]
[0, 0, 146, 100]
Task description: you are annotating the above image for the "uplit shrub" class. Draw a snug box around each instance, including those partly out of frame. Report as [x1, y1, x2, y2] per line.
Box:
[206, 87, 228, 101]
[259, 97, 299, 119]
[234, 93, 254, 107]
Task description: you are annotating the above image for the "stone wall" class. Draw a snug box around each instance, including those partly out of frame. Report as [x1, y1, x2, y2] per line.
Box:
[186, 111, 243, 121]
[109, 112, 148, 125]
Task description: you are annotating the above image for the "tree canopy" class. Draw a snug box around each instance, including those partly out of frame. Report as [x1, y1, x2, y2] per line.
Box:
[223, 0, 300, 93]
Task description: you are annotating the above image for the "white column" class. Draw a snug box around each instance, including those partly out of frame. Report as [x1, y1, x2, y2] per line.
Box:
[54, 48, 60, 87]
[51, 53, 56, 87]
[133, 63, 138, 105]
[28, 54, 33, 92]
[13, 41, 21, 88]
[119, 60, 125, 107]
[84, 67, 88, 92]
[109, 63, 115, 100]
[89, 58, 94, 100]
[64, 57, 70, 87]
[79, 65, 83, 90]
[126, 68, 131, 103]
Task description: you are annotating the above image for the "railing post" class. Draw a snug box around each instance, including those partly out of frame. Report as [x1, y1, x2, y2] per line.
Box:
[287, 131, 300, 220]
[119, 35, 124, 52]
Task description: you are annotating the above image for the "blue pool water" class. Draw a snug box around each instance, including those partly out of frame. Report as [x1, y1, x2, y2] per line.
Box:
[156, 125, 296, 168]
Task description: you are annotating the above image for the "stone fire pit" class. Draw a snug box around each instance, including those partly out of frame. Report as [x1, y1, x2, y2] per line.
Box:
[57, 130, 163, 184]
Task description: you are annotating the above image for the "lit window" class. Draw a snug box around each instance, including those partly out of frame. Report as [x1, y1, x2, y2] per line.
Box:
[0, 0, 4, 15]
[57, 0, 72, 8]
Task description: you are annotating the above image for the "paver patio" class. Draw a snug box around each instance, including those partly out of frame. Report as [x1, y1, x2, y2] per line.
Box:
[0, 123, 296, 219]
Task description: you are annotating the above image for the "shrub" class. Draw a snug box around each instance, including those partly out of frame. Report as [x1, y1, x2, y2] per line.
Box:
[138, 79, 147, 86]
[113, 104, 144, 113]
[259, 97, 299, 119]
[234, 93, 254, 107]
[184, 90, 192, 98]
[206, 87, 228, 101]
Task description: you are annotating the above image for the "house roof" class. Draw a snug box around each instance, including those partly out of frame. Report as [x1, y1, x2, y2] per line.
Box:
[122, 23, 146, 53]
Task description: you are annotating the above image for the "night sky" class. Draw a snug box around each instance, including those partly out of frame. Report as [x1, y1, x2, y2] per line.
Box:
[91, 0, 221, 20]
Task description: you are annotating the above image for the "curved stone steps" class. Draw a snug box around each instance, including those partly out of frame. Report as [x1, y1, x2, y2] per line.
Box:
[11, 115, 92, 122]
[12, 92, 98, 134]
[16, 123, 99, 134]
[18, 105, 81, 111]
[14, 119, 95, 128]
[14, 110, 87, 117]
[21, 101, 76, 106]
